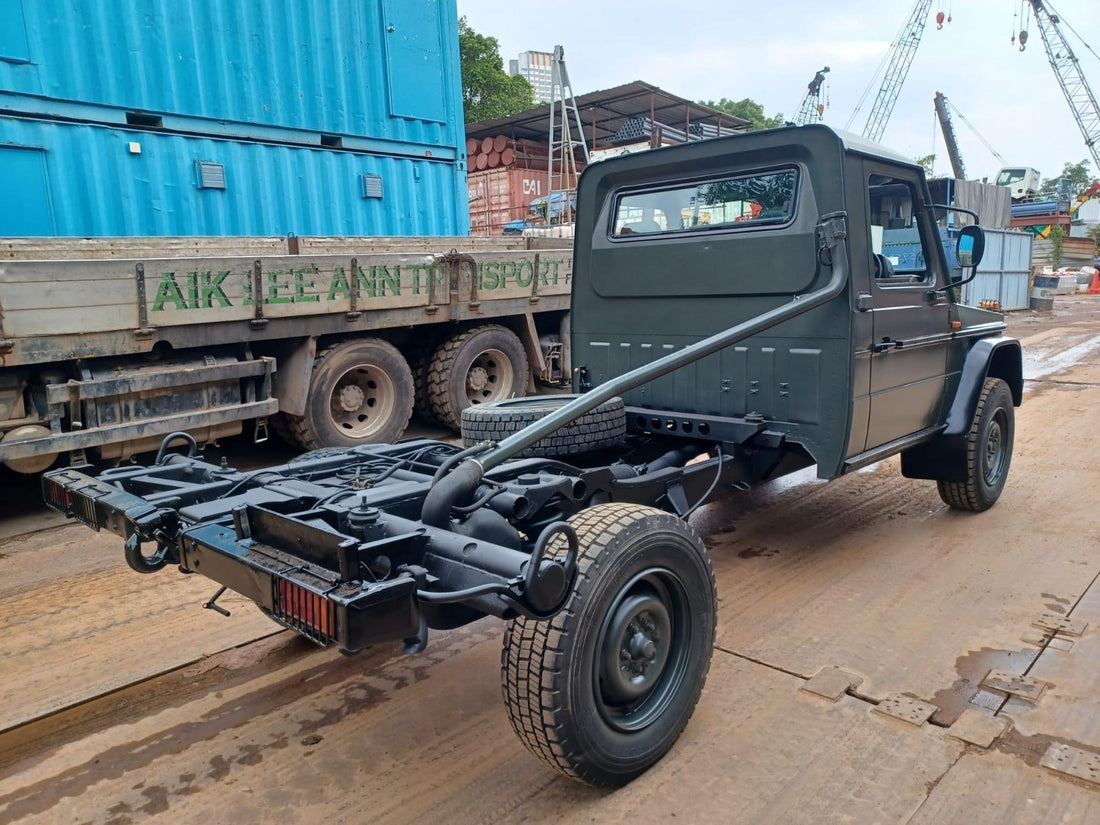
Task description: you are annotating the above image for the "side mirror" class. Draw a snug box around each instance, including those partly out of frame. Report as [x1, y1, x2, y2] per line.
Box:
[956, 225, 985, 270]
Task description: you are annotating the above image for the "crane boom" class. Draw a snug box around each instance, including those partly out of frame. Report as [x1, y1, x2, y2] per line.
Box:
[794, 66, 830, 126]
[933, 92, 967, 179]
[1026, 1, 1100, 170]
[862, 0, 933, 142]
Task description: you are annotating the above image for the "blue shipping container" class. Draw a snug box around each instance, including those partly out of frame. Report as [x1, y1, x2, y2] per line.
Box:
[0, 0, 469, 236]
[0, 115, 466, 236]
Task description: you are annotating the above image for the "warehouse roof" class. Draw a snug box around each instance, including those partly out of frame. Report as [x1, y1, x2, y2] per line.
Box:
[465, 80, 750, 146]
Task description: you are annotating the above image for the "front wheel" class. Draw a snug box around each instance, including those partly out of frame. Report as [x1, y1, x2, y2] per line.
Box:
[501, 503, 716, 786]
[937, 377, 1014, 512]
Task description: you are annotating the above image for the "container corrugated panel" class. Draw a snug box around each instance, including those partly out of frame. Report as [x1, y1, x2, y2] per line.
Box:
[467, 168, 550, 236]
[960, 228, 1032, 311]
[0, 0, 463, 153]
[0, 116, 467, 236]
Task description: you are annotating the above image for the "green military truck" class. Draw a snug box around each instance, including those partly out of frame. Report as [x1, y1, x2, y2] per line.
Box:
[0, 235, 572, 473]
[44, 125, 1021, 786]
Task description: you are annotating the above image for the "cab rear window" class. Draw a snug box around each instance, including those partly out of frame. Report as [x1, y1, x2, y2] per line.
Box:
[612, 168, 798, 237]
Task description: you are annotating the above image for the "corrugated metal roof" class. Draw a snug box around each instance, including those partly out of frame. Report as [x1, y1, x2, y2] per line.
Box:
[465, 81, 750, 146]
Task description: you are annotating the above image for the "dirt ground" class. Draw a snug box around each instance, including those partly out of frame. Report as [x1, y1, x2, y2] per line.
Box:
[2, 296, 1100, 825]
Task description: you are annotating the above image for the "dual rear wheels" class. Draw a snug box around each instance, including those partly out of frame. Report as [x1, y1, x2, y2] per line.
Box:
[278, 325, 530, 450]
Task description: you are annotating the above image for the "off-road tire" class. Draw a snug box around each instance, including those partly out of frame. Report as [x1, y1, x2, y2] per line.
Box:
[407, 339, 438, 424]
[269, 412, 297, 446]
[428, 325, 530, 431]
[501, 503, 717, 787]
[937, 377, 1014, 512]
[460, 395, 627, 457]
[285, 338, 414, 450]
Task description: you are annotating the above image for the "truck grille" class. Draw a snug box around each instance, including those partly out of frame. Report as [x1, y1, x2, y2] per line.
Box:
[272, 578, 336, 646]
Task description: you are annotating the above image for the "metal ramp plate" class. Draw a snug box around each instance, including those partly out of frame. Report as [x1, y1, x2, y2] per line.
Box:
[981, 670, 1050, 703]
[1032, 613, 1088, 637]
[872, 694, 937, 726]
[1041, 743, 1100, 785]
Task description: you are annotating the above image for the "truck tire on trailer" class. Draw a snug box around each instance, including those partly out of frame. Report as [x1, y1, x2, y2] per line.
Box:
[461, 395, 626, 457]
[407, 340, 438, 424]
[501, 503, 717, 786]
[937, 377, 1014, 512]
[427, 325, 530, 431]
[287, 338, 414, 450]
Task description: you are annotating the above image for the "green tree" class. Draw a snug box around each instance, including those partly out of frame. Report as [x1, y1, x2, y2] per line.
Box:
[699, 97, 784, 131]
[915, 153, 937, 177]
[458, 18, 534, 123]
[1050, 224, 1066, 267]
[1038, 159, 1093, 198]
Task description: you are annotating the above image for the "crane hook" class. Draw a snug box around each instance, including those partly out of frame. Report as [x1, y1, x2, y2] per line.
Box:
[1019, 30, 1028, 51]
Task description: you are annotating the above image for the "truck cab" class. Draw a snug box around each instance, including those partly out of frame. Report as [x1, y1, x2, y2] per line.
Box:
[995, 166, 1041, 201]
[570, 124, 1021, 494]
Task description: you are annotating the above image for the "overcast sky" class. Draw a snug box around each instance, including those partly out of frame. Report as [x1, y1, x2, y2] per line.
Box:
[456, 0, 1099, 182]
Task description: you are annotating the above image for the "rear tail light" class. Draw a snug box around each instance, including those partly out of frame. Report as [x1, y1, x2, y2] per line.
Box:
[41, 475, 101, 529]
[273, 578, 336, 646]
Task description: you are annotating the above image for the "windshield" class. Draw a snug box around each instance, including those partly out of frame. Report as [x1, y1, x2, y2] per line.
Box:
[996, 169, 1026, 186]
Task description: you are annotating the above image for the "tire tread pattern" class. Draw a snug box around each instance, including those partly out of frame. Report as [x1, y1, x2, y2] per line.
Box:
[428, 325, 528, 430]
[937, 376, 1011, 512]
[461, 398, 627, 457]
[500, 503, 716, 785]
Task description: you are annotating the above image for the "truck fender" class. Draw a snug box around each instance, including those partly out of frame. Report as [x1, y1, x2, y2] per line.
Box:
[901, 337, 1022, 482]
[259, 336, 316, 417]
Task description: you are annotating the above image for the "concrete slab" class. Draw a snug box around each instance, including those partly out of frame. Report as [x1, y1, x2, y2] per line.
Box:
[801, 666, 863, 701]
[707, 382, 1100, 726]
[908, 750, 1100, 824]
[0, 640, 966, 825]
[947, 709, 1009, 749]
[1003, 585, 1100, 750]
[0, 528, 278, 732]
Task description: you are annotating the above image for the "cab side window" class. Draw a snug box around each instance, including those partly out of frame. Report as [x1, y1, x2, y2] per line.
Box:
[867, 175, 931, 285]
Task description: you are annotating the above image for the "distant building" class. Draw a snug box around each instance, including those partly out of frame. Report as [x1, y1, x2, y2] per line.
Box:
[509, 50, 554, 103]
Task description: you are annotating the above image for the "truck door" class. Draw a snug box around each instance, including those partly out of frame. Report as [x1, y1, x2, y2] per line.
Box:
[863, 165, 950, 448]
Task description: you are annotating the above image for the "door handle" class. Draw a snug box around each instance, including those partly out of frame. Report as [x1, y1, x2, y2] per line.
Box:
[872, 338, 898, 353]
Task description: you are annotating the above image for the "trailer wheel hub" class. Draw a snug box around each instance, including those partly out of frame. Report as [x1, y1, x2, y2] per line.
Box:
[337, 384, 366, 412]
[465, 349, 513, 406]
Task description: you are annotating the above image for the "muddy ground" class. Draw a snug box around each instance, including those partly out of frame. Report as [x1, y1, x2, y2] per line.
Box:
[2, 296, 1099, 824]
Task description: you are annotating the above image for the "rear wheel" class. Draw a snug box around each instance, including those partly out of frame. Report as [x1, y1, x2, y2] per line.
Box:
[286, 338, 414, 450]
[937, 377, 1014, 512]
[428, 325, 529, 431]
[501, 503, 716, 786]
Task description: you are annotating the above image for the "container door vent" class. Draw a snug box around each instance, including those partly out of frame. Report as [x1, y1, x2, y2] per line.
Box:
[362, 174, 384, 199]
[196, 161, 226, 190]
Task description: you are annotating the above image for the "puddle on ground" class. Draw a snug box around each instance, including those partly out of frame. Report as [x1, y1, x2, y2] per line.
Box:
[930, 647, 1037, 726]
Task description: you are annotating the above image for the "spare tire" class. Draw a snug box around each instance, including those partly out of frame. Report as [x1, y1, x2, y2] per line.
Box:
[460, 395, 627, 458]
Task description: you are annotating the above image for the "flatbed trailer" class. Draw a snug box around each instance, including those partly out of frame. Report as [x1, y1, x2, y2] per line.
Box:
[0, 235, 573, 472]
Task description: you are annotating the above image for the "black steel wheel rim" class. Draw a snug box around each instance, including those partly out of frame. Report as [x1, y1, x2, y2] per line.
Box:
[983, 409, 1008, 486]
[594, 567, 691, 733]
